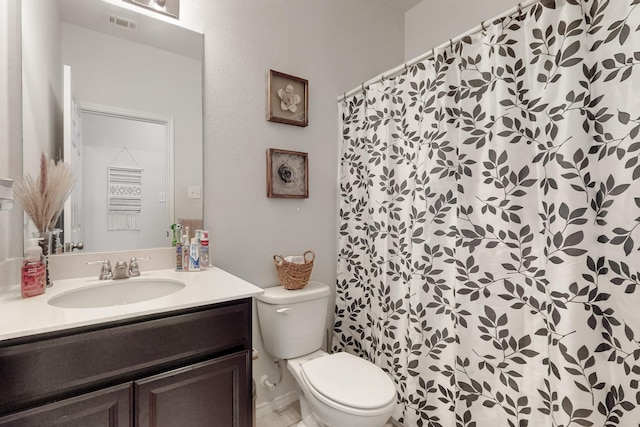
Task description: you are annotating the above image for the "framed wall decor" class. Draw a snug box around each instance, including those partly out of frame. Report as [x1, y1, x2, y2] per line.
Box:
[267, 148, 309, 198]
[267, 70, 308, 127]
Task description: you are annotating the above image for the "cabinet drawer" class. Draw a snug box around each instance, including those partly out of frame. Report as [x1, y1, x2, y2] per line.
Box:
[0, 298, 251, 415]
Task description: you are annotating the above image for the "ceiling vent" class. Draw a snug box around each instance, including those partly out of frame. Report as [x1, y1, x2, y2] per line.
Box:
[107, 15, 138, 31]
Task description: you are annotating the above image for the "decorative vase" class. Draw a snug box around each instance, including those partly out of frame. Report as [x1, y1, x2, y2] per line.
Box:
[51, 229, 62, 255]
[37, 232, 52, 288]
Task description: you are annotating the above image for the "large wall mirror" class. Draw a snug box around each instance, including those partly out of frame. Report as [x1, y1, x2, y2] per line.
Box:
[21, 0, 203, 254]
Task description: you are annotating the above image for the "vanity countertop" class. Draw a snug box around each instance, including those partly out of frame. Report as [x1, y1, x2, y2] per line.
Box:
[0, 267, 264, 342]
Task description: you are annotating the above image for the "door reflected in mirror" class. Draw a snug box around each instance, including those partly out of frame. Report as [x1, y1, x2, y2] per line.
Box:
[21, 0, 203, 254]
[80, 107, 172, 252]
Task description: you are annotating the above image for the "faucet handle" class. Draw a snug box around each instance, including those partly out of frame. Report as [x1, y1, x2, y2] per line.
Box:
[129, 257, 151, 277]
[87, 259, 112, 280]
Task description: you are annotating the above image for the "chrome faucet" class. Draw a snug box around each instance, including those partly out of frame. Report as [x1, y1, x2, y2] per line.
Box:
[112, 260, 130, 280]
[87, 256, 152, 280]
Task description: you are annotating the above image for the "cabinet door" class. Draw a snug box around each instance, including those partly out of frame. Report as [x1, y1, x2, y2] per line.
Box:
[0, 383, 131, 427]
[135, 351, 250, 427]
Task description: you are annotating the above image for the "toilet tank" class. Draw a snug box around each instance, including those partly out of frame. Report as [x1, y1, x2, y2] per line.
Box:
[256, 281, 330, 360]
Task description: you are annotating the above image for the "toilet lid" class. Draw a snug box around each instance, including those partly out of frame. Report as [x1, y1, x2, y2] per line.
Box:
[300, 352, 396, 410]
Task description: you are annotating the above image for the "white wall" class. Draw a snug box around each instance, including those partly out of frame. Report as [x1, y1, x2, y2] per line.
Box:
[183, 0, 406, 408]
[405, 0, 521, 60]
[61, 23, 202, 223]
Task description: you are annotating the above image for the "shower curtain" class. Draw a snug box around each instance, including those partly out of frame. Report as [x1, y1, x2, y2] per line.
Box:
[334, 1, 640, 425]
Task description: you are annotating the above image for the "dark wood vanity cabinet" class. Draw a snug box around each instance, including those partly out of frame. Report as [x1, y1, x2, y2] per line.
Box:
[135, 352, 249, 427]
[0, 298, 252, 427]
[0, 383, 132, 426]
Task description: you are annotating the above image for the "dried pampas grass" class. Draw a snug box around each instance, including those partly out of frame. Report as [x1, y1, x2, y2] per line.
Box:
[13, 153, 75, 236]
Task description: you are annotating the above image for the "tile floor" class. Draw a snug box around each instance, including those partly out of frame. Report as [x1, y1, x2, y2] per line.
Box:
[256, 400, 397, 427]
[257, 401, 302, 427]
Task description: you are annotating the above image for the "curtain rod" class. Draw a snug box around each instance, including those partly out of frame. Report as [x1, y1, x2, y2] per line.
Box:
[337, 0, 541, 102]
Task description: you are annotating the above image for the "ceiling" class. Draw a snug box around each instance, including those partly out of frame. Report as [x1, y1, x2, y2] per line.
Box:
[382, 0, 422, 13]
[57, 0, 202, 60]
[56, 0, 421, 59]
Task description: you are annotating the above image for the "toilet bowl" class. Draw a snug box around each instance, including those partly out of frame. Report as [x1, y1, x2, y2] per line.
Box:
[256, 282, 396, 427]
[287, 350, 395, 427]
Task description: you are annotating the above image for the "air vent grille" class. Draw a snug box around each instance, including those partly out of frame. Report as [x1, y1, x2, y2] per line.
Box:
[107, 15, 138, 31]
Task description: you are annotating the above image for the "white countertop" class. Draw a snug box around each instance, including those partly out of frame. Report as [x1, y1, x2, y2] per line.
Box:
[0, 267, 264, 342]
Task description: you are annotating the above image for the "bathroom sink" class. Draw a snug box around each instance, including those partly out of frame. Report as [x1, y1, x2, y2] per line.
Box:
[48, 279, 186, 309]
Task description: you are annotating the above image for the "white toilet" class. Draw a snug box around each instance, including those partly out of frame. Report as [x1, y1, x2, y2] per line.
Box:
[256, 281, 396, 427]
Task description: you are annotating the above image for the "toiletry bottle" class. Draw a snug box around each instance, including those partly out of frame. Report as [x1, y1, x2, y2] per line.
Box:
[200, 231, 209, 269]
[171, 224, 182, 247]
[175, 237, 183, 271]
[182, 233, 190, 271]
[21, 241, 45, 298]
[189, 237, 200, 271]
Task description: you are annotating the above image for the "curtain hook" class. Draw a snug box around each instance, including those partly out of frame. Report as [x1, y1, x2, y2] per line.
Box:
[404, 63, 408, 72]
[449, 39, 453, 51]
[481, 21, 486, 32]
[518, 3, 523, 19]
[381, 74, 386, 83]
[361, 83, 365, 92]
[432, 48, 436, 61]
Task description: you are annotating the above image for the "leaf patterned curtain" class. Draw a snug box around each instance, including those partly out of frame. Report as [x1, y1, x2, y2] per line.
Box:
[334, 1, 640, 425]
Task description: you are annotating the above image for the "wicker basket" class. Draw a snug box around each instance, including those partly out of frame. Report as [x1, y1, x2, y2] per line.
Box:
[273, 250, 315, 290]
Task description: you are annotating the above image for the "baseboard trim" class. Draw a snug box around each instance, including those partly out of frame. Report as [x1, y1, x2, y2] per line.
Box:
[255, 390, 298, 419]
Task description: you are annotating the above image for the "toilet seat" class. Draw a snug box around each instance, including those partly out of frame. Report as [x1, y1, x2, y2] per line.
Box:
[300, 352, 395, 413]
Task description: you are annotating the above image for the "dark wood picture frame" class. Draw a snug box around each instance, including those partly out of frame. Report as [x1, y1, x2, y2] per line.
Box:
[267, 148, 309, 198]
[267, 70, 309, 127]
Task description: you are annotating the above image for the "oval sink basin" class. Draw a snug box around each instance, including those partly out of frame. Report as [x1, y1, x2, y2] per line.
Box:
[48, 279, 186, 309]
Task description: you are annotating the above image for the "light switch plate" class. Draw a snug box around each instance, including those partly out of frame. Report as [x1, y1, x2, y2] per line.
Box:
[187, 186, 201, 199]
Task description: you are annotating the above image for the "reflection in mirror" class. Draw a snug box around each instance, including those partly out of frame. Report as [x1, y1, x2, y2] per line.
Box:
[80, 106, 173, 252]
[21, 0, 203, 254]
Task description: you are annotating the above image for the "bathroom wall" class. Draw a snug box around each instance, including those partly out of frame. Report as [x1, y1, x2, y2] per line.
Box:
[185, 0, 407, 410]
[198, 1, 406, 288]
[405, 0, 521, 60]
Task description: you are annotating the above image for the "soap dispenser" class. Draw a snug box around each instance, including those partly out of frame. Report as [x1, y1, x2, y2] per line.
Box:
[21, 239, 45, 298]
